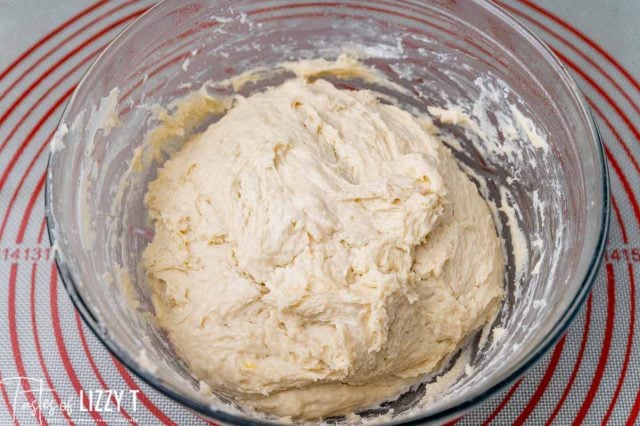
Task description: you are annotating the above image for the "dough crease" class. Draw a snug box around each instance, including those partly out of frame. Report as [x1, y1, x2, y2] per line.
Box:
[143, 78, 503, 419]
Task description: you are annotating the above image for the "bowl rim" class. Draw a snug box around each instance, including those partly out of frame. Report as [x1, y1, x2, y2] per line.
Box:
[45, 0, 611, 424]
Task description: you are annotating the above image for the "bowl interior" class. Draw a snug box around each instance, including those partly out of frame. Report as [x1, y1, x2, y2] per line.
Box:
[47, 0, 607, 424]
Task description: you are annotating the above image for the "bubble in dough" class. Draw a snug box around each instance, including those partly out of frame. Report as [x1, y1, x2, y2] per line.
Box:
[143, 78, 504, 419]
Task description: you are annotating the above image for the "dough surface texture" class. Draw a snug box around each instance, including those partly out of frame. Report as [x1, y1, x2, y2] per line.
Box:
[143, 78, 503, 419]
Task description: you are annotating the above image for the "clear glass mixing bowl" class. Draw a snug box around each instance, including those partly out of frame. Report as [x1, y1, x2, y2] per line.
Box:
[46, 0, 609, 424]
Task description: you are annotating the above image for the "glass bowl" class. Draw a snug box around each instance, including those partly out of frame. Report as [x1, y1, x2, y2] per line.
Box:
[46, 0, 609, 424]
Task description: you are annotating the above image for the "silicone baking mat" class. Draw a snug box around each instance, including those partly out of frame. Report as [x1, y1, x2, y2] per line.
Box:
[0, 1, 638, 424]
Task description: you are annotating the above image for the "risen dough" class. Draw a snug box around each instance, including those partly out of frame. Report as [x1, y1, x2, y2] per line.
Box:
[143, 78, 503, 419]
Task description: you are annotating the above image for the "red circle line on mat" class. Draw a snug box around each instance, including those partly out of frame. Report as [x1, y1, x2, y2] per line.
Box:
[554, 53, 640, 177]
[433, 32, 616, 426]
[13, 123, 174, 424]
[0, 3, 113, 419]
[0, 18, 194, 424]
[573, 263, 616, 423]
[18, 159, 178, 422]
[565, 46, 640, 172]
[3, 3, 165, 422]
[0, 16, 210, 233]
[0, 0, 109, 81]
[516, 0, 640, 94]
[610, 197, 629, 244]
[13, 135, 135, 426]
[509, 1, 640, 421]
[0, 24, 136, 423]
[0, 8, 148, 153]
[1, 50, 188, 423]
[605, 146, 640, 426]
[0, 371, 19, 426]
[0, 42, 107, 240]
[30, 262, 76, 426]
[0, 32, 116, 426]
[4, 124, 114, 421]
[592, 108, 637, 423]
[74, 311, 137, 425]
[497, 1, 640, 118]
[628, 382, 640, 426]
[545, 296, 594, 425]
[522, 0, 640, 415]
[0, 93, 72, 241]
[514, 336, 567, 424]
[604, 144, 640, 231]
[0, 0, 141, 102]
[8, 130, 51, 423]
[28, 182, 103, 422]
[7, 263, 48, 426]
[482, 380, 523, 425]
[502, 4, 640, 422]
[49, 263, 106, 424]
[109, 359, 177, 426]
[8, 130, 63, 426]
[0, 41, 108, 189]
[6, 173, 50, 425]
[603, 263, 636, 425]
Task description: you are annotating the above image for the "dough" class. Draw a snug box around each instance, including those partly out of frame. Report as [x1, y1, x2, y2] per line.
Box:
[143, 78, 504, 419]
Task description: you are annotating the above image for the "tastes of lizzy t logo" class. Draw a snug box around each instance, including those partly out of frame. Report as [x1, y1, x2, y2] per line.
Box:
[1, 377, 139, 424]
